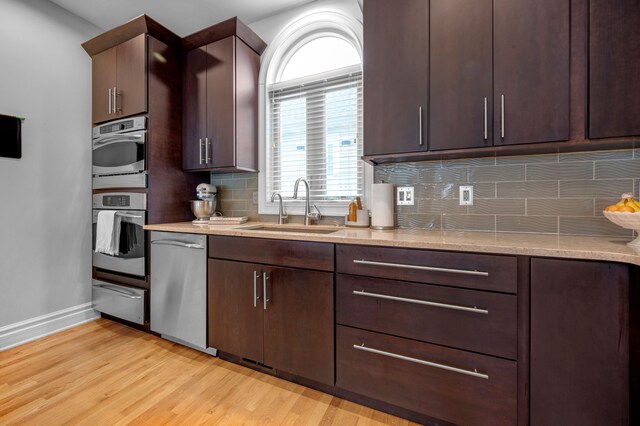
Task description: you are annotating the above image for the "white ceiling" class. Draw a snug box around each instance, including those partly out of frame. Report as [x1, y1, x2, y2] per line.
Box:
[48, 0, 318, 36]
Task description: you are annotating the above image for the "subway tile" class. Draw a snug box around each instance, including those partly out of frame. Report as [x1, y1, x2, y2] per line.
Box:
[594, 158, 640, 180]
[419, 167, 467, 183]
[468, 199, 526, 215]
[497, 181, 558, 198]
[218, 178, 248, 189]
[635, 148, 639, 159]
[442, 215, 496, 232]
[526, 162, 593, 181]
[467, 164, 525, 182]
[527, 198, 594, 216]
[417, 182, 496, 200]
[400, 214, 442, 230]
[375, 163, 421, 184]
[559, 149, 633, 162]
[594, 198, 621, 216]
[441, 156, 496, 169]
[231, 189, 255, 201]
[220, 200, 248, 212]
[496, 216, 558, 234]
[559, 217, 633, 237]
[559, 179, 633, 198]
[417, 199, 468, 215]
[496, 152, 558, 165]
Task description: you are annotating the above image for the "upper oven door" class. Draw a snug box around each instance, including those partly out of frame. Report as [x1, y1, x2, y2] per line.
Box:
[92, 129, 146, 176]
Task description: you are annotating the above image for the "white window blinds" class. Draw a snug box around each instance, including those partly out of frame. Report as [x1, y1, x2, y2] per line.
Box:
[266, 65, 363, 205]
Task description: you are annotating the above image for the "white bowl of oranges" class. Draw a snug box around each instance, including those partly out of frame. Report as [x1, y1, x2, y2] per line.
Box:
[603, 193, 640, 247]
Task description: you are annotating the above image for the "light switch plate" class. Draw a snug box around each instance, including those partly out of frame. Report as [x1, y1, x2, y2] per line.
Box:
[459, 185, 473, 206]
[397, 186, 414, 206]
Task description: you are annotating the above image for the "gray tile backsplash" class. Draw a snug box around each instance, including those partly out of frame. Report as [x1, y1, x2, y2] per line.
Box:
[211, 148, 639, 237]
[376, 148, 640, 237]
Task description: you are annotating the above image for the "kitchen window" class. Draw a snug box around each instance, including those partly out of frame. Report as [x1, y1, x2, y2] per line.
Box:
[258, 12, 368, 216]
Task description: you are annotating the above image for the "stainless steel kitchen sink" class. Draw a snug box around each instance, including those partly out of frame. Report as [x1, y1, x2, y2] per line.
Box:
[237, 225, 341, 234]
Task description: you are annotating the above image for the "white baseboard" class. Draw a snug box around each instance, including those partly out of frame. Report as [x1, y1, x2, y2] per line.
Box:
[0, 303, 100, 352]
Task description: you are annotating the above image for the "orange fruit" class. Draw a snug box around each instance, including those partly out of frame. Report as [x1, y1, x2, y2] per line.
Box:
[605, 205, 618, 212]
[620, 205, 635, 213]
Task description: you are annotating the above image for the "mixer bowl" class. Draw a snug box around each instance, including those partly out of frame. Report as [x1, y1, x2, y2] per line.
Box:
[190, 199, 216, 221]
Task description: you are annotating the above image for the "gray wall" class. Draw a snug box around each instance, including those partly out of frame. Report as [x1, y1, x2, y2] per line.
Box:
[0, 0, 100, 327]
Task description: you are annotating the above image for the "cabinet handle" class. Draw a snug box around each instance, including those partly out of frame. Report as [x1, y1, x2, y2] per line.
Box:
[205, 137, 210, 163]
[500, 94, 505, 139]
[108, 88, 112, 115]
[113, 86, 118, 113]
[263, 272, 269, 310]
[483, 97, 488, 140]
[199, 138, 203, 165]
[353, 290, 488, 314]
[418, 106, 423, 146]
[253, 271, 259, 308]
[94, 284, 142, 300]
[353, 343, 489, 379]
[353, 259, 489, 277]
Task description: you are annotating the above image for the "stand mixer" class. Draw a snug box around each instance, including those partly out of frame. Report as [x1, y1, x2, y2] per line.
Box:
[190, 183, 217, 224]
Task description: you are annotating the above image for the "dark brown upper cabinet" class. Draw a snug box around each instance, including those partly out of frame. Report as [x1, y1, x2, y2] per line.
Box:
[429, 0, 493, 151]
[182, 18, 266, 172]
[363, 0, 429, 157]
[589, 0, 640, 139]
[429, 0, 569, 151]
[493, 0, 570, 146]
[90, 34, 147, 125]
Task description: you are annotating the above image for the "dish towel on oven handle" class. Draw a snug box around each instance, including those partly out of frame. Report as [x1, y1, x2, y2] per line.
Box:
[95, 210, 122, 256]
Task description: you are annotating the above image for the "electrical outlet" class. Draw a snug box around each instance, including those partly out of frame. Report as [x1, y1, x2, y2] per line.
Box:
[252, 191, 258, 205]
[459, 185, 473, 206]
[397, 186, 414, 206]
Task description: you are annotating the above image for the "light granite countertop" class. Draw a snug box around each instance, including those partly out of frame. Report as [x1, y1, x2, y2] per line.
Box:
[144, 221, 640, 266]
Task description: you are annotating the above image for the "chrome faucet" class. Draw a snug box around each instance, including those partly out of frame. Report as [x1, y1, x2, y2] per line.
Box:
[270, 192, 288, 224]
[293, 177, 321, 225]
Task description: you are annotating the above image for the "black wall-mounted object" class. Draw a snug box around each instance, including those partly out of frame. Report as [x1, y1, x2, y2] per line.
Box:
[0, 114, 23, 159]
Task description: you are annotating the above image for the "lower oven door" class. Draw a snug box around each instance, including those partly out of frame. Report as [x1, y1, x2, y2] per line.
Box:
[92, 280, 145, 324]
[92, 209, 146, 276]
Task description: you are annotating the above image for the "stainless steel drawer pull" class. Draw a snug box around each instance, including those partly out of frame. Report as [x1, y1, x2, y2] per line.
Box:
[115, 213, 143, 219]
[353, 259, 489, 277]
[150, 240, 204, 250]
[353, 290, 488, 315]
[500, 94, 505, 139]
[263, 272, 269, 310]
[483, 97, 488, 140]
[253, 271, 259, 308]
[95, 284, 142, 299]
[108, 88, 112, 115]
[418, 106, 423, 146]
[199, 138, 203, 165]
[354, 343, 489, 380]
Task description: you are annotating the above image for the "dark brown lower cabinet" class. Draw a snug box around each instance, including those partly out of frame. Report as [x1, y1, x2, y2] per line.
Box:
[208, 258, 334, 385]
[530, 258, 630, 425]
[336, 325, 517, 425]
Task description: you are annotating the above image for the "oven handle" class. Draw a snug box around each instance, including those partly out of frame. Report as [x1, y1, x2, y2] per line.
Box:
[94, 284, 142, 299]
[93, 134, 145, 147]
[150, 240, 205, 250]
[116, 213, 143, 219]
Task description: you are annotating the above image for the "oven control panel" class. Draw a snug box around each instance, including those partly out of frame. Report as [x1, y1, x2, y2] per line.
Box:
[93, 192, 147, 210]
[103, 195, 130, 207]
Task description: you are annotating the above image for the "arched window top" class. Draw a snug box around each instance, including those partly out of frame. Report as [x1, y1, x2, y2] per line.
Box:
[278, 36, 361, 82]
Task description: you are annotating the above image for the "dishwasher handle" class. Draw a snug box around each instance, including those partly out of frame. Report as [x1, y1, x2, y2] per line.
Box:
[151, 240, 205, 250]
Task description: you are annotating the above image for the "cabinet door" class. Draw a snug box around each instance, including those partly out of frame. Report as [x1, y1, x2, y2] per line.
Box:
[493, 0, 569, 145]
[589, 0, 640, 139]
[206, 37, 236, 168]
[91, 47, 117, 124]
[182, 47, 208, 170]
[429, 0, 493, 151]
[530, 258, 629, 425]
[263, 266, 334, 385]
[363, 0, 428, 156]
[115, 34, 147, 120]
[208, 259, 263, 362]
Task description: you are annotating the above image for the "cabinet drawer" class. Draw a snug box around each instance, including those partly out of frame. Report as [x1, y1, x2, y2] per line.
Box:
[92, 280, 146, 325]
[337, 326, 517, 425]
[209, 235, 334, 271]
[336, 244, 517, 293]
[337, 274, 517, 359]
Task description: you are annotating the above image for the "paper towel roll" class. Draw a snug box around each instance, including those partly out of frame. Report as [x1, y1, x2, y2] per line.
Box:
[371, 183, 395, 229]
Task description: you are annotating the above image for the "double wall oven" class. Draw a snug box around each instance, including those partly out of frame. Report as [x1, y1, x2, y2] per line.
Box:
[91, 116, 149, 325]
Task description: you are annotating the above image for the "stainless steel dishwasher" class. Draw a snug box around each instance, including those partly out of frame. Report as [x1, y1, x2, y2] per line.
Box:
[150, 231, 215, 355]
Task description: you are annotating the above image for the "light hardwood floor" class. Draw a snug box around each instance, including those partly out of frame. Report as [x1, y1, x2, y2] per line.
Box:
[0, 319, 417, 425]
